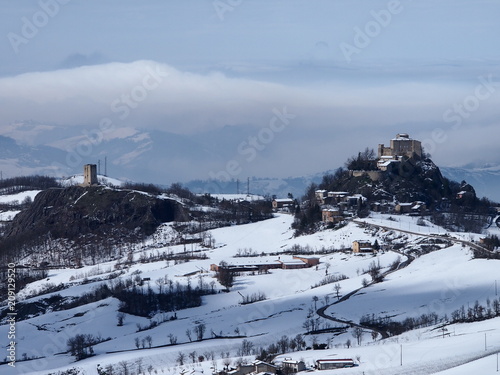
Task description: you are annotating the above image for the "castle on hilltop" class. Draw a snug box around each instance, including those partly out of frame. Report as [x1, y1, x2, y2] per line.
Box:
[377, 133, 422, 170]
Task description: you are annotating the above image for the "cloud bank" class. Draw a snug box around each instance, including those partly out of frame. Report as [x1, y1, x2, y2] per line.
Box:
[0, 60, 499, 174]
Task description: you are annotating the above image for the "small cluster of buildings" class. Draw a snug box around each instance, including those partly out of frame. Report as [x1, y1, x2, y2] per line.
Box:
[315, 190, 367, 225]
[223, 358, 355, 374]
[210, 256, 320, 273]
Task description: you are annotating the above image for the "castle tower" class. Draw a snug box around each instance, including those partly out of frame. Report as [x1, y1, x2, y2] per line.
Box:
[390, 133, 422, 158]
[82, 164, 98, 186]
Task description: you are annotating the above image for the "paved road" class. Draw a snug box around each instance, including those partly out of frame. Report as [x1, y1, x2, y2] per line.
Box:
[353, 219, 492, 256]
[316, 217, 491, 341]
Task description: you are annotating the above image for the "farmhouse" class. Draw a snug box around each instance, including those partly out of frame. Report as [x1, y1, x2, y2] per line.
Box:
[352, 240, 375, 254]
[282, 359, 306, 372]
[210, 255, 319, 272]
[254, 360, 277, 373]
[316, 358, 354, 370]
[292, 256, 320, 267]
[229, 360, 277, 375]
[272, 198, 295, 211]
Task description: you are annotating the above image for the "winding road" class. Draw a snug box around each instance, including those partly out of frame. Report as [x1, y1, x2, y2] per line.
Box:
[315, 217, 494, 340]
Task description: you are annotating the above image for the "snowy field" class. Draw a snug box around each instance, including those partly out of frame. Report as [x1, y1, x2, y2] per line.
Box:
[0, 190, 41, 205]
[1, 211, 499, 375]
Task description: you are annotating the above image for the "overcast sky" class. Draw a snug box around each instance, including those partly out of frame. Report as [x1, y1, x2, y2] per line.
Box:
[1, 0, 500, 181]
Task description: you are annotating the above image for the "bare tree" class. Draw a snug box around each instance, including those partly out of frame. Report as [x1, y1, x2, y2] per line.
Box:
[135, 358, 143, 374]
[186, 328, 192, 342]
[176, 352, 186, 366]
[168, 333, 177, 345]
[312, 296, 318, 310]
[194, 323, 206, 341]
[117, 312, 126, 326]
[118, 361, 129, 375]
[334, 283, 342, 300]
[145, 335, 152, 348]
[155, 277, 165, 294]
[352, 327, 364, 346]
[189, 351, 197, 363]
[240, 339, 254, 356]
[223, 357, 232, 370]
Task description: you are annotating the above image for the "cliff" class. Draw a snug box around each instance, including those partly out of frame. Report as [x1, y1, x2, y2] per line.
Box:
[4, 185, 189, 244]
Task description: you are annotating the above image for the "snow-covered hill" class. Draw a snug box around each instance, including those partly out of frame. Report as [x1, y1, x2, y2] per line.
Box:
[1, 211, 499, 375]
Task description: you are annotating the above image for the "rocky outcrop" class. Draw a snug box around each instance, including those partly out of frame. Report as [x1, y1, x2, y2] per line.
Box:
[4, 185, 189, 243]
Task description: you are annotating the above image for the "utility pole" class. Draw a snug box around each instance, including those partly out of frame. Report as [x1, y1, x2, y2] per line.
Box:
[104, 156, 107, 176]
[98, 159, 101, 175]
[400, 344, 403, 366]
[247, 177, 250, 195]
[236, 179, 239, 194]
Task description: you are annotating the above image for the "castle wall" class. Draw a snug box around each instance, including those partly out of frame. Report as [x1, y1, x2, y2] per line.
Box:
[349, 170, 382, 181]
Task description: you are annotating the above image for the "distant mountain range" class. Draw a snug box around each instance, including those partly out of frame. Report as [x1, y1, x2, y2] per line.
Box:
[1, 121, 499, 202]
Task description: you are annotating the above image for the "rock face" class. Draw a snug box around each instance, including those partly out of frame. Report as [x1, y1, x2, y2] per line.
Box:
[4, 186, 189, 242]
[321, 156, 452, 208]
[379, 157, 450, 204]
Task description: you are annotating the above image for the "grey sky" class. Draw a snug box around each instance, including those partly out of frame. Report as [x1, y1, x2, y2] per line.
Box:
[1, 0, 500, 182]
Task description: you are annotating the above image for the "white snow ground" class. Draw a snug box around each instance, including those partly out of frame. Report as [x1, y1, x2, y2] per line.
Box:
[0, 212, 499, 375]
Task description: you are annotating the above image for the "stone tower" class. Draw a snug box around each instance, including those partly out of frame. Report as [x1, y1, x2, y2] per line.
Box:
[82, 164, 98, 186]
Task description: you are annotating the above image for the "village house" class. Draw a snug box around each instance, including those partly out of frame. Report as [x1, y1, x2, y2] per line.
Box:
[315, 190, 327, 205]
[370, 201, 392, 213]
[321, 206, 343, 224]
[377, 155, 400, 171]
[456, 190, 475, 200]
[282, 359, 306, 373]
[228, 360, 277, 375]
[316, 358, 355, 370]
[352, 240, 375, 254]
[254, 360, 278, 373]
[395, 202, 413, 214]
[395, 201, 427, 215]
[272, 198, 295, 211]
[327, 191, 349, 203]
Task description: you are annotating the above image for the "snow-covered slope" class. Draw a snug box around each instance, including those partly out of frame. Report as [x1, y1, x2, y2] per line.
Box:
[0, 213, 499, 375]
